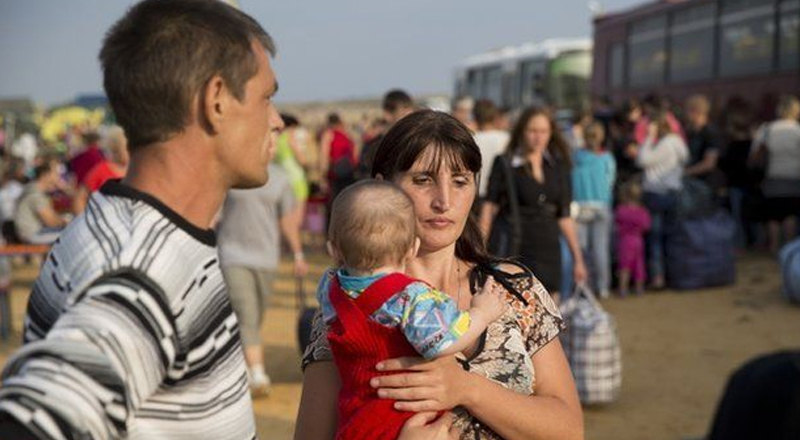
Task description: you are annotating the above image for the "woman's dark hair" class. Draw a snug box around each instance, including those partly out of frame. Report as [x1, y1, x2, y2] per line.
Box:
[506, 106, 572, 167]
[370, 110, 490, 265]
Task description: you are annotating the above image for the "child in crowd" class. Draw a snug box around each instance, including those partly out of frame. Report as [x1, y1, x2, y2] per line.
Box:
[317, 179, 506, 440]
[614, 181, 652, 296]
[572, 120, 616, 298]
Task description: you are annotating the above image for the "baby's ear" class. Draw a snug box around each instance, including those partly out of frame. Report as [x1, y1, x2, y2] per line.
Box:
[326, 241, 339, 261]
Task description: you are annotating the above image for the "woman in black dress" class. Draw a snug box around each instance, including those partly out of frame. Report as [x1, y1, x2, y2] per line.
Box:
[480, 107, 587, 297]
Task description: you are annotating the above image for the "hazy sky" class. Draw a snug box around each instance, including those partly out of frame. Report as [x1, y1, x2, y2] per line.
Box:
[0, 0, 644, 106]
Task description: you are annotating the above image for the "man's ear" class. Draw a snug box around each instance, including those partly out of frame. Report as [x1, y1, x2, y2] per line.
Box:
[201, 75, 228, 134]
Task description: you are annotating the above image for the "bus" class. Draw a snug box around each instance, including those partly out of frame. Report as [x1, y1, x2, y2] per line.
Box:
[453, 38, 593, 113]
[592, 0, 800, 117]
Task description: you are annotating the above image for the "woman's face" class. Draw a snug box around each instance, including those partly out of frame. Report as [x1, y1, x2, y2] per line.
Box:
[392, 147, 476, 253]
[523, 114, 552, 153]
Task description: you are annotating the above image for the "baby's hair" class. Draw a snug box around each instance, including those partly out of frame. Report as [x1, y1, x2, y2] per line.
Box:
[328, 179, 416, 271]
[619, 180, 643, 205]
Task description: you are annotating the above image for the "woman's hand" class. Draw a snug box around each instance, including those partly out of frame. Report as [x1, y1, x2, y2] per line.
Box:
[371, 356, 472, 412]
[573, 259, 588, 285]
[398, 412, 458, 440]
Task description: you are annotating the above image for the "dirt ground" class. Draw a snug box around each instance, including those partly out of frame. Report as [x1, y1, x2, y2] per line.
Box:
[1, 251, 798, 440]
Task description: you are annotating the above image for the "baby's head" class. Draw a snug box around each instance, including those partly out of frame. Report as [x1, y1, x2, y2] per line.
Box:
[328, 180, 418, 272]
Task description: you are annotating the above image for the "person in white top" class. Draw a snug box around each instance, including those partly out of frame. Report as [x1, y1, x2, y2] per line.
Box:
[472, 99, 510, 201]
[636, 111, 689, 289]
[749, 95, 800, 252]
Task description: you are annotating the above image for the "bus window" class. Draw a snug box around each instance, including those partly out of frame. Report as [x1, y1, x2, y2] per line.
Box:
[549, 51, 592, 111]
[669, 3, 715, 83]
[609, 42, 625, 89]
[627, 15, 667, 88]
[520, 59, 547, 107]
[502, 70, 519, 109]
[779, 0, 800, 71]
[719, 0, 776, 77]
[483, 66, 504, 107]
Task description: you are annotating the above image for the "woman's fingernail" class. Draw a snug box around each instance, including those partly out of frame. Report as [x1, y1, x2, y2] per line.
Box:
[375, 362, 384, 370]
[377, 389, 387, 398]
[370, 378, 379, 387]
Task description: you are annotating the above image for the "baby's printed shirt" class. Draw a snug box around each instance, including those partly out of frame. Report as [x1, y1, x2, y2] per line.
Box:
[317, 268, 471, 358]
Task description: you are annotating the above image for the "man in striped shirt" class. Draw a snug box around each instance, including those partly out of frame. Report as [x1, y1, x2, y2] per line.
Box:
[0, 1, 283, 438]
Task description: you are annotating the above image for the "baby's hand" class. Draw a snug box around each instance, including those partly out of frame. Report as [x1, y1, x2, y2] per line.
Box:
[470, 276, 507, 322]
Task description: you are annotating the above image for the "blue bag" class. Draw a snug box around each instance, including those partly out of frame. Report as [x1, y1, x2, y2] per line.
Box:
[779, 239, 800, 305]
[665, 210, 736, 290]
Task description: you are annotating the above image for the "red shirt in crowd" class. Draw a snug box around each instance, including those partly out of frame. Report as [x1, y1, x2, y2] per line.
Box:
[69, 145, 105, 185]
[84, 161, 125, 192]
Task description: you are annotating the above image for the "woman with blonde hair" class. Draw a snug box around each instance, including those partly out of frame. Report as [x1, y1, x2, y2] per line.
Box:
[572, 120, 616, 297]
[749, 95, 800, 252]
[637, 110, 689, 288]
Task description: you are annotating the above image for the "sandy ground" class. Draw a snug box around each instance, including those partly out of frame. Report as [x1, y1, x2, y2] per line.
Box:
[1, 251, 798, 440]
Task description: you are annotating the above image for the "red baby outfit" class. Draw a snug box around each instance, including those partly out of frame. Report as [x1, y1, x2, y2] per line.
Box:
[328, 273, 422, 440]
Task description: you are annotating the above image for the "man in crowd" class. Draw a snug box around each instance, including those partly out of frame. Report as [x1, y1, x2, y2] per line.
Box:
[357, 89, 415, 178]
[218, 157, 307, 397]
[684, 94, 724, 190]
[472, 99, 510, 204]
[0, 1, 283, 439]
[13, 159, 68, 244]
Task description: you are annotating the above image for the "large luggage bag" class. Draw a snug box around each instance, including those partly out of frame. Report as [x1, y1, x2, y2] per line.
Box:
[779, 238, 800, 304]
[560, 284, 622, 405]
[665, 210, 736, 290]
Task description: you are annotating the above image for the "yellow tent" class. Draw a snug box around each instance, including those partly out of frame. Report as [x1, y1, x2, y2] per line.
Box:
[40, 106, 106, 143]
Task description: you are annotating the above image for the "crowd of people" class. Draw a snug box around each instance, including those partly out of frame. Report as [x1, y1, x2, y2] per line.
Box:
[296, 91, 800, 302]
[0, 0, 798, 439]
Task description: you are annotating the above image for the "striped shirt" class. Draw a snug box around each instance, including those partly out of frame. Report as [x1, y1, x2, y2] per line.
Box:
[0, 181, 255, 440]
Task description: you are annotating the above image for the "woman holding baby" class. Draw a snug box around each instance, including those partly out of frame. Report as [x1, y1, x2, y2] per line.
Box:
[294, 110, 583, 440]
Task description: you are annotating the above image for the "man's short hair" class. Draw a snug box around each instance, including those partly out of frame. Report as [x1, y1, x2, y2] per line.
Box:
[686, 94, 711, 114]
[382, 89, 414, 114]
[100, 0, 275, 150]
[82, 131, 100, 146]
[473, 99, 499, 127]
[328, 180, 416, 271]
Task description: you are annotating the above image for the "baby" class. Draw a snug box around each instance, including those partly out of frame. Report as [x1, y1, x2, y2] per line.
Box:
[317, 179, 507, 440]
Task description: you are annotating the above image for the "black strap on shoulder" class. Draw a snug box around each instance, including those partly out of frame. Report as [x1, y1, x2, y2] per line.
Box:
[469, 260, 529, 306]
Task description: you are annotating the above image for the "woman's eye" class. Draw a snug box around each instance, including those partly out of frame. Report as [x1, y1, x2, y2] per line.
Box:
[453, 177, 470, 186]
[412, 176, 433, 185]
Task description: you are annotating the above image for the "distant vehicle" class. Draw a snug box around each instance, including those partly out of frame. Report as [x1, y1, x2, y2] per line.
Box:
[592, 0, 800, 117]
[453, 38, 593, 113]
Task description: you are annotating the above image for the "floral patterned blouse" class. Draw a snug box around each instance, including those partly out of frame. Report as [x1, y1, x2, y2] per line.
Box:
[301, 262, 566, 440]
